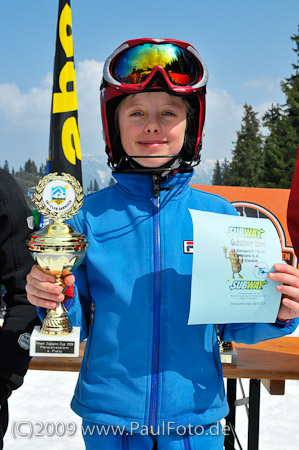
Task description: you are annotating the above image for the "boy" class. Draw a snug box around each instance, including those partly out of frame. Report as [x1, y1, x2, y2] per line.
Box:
[26, 38, 299, 449]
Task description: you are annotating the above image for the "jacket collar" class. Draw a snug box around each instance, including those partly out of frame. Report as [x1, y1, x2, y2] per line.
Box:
[113, 171, 194, 200]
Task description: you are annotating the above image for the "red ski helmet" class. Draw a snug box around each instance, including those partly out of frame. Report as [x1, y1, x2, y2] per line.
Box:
[100, 38, 208, 173]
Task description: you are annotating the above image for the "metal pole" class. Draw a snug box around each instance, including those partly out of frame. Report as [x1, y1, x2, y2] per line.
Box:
[225, 378, 237, 449]
[248, 379, 260, 450]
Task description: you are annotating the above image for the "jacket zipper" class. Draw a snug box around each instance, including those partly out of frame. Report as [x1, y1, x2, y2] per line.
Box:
[148, 175, 161, 433]
[86, 302, 95, 371]
[183, 431, 191, 450]
[122, 433, 129, 449]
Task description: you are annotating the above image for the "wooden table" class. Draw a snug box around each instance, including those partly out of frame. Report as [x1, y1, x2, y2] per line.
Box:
[222, 337, 299, 450]
[30, 336, 299, 450]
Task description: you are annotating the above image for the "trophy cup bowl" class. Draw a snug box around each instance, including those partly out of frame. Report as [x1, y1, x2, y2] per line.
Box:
[27, 219, 89, 336]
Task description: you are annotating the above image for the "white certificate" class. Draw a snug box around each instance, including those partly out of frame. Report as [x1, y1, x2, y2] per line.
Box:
[188, 209, 282, 324]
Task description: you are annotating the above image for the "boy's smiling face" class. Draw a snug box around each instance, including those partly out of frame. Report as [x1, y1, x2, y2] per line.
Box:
[118, 92, 187, 168]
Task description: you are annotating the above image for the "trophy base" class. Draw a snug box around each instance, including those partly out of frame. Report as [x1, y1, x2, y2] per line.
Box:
[220, 346, 238, 365]
[40, 305, 72, 335]
[30, 326, 80, 357]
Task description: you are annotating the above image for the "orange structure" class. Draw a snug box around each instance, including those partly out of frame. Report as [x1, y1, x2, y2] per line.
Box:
[191, 185, 296, 268]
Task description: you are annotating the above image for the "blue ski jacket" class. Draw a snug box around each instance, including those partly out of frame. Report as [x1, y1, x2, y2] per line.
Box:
[64, 171, 298, 429]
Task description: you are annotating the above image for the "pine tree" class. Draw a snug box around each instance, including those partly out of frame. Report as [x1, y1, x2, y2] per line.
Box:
[221, 158, 231, 185]
[212, 160, 222, 185]
[39, 162, 46, 177]
[262, 26, 299, 187]
[262, 105, 297, 188]
[281, 25, 299, 137]
[228, 104, 264, 187]
[24, 158, 38, 175]
[108, 177, 116, 186]
[13, 160, 41, 206]
[3, 160, 9, 172]
[93, 179, 100, 191]
[87, 180, 93, 194]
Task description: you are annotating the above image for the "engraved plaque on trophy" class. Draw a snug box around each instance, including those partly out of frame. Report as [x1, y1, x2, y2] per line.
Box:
[28, 173, 89, 357]
[219, 341, 238, 365]
[214, 325, 238, 365]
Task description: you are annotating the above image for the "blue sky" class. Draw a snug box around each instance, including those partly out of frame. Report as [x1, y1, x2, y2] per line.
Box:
[0, 0, 298, 171]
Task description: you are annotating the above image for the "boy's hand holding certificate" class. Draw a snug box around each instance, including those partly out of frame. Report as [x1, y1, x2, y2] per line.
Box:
[189, 209, 283, 324]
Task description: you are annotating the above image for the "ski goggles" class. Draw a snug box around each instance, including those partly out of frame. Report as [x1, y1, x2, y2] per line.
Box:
[103, 39, 208, 94]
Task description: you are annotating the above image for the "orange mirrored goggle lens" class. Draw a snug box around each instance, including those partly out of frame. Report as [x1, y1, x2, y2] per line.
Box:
[112, 43, 199, 86]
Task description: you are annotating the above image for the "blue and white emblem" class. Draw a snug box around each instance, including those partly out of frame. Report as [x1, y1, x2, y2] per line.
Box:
[51, 185, 68, 205]
[40, 174, 78, 217]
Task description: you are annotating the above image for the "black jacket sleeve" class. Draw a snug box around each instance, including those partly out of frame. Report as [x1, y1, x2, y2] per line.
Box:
[0, 169, 40, 403]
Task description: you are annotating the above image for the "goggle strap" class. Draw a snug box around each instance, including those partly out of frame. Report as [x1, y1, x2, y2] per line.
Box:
[186, 45, 209, 90]
[108, 150, 201, 172]
[103, 43, 130, 87]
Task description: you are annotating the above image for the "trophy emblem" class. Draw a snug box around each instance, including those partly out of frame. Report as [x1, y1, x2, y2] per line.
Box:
[28, 173, 89, 356]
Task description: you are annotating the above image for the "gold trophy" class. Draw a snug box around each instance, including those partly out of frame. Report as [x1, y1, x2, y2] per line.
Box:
[28, 173, 89, 357]
[219, 341, 238, 365]
[215, 325, 238, 365]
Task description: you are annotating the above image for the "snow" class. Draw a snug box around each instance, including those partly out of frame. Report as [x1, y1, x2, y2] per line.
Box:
[3, 370, 83, 449]
[4, 327, 299, 449]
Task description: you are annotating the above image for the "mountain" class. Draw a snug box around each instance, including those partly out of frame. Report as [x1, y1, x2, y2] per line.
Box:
[81, 153, 220, 191]
[81, 153, 112, 191]
[191, 159, 222, 185]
